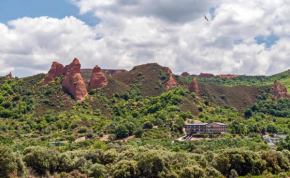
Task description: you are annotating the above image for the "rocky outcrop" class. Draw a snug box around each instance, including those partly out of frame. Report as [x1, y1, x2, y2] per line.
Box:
[62, 58, 88, 101]
[180, 72, 190, 77]
[6, 72, 12, 79]
[42, 62, 65, 85]
[199, 73, 215, 78]
[166, 67, 178, 89]
[188, 78, 199, 97]
[219, 74, 238, 79]
[272, 80, 290, 101]
[102, 69, 128, 76]
[89, 65, 108, 90]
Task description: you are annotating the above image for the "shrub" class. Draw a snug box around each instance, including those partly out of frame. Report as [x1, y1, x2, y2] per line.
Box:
[89, 163, 107, 178]
[2, 101, 11, 108]
[137, 152, 165, 177]
[112, 160, 139, 178]
[143, 121, 153, 129]
[23, 146, 59, 175]
[78, 127, 88, 133]
[103, 149, 118, 164]
[180, 165, 206, 178]
[0, 146, 18, 177]
[116, 124, 129, 139]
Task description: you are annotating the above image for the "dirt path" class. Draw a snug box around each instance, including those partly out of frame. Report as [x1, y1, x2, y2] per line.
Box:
[100, 134, 109, 141]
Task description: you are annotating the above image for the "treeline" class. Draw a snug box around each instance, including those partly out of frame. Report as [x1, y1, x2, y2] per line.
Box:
[1, 144, 290, 178]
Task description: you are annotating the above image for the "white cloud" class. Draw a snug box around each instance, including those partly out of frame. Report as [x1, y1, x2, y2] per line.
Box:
[1, 0, 290, 77]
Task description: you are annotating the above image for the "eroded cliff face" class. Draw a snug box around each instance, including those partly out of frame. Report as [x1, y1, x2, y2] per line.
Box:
[166, 67, 178, 89]
[219, 74, 238, 79]
[6, 72, 13, 79]
[188, 78, 199, 97]
[42, 62, 65, 85]
[272, 80, 290, 101]
[89, 65, 108, 90]
[199, 73, 215, 78]
[180, 72, 190, 77]
[62, 58, 88, 101]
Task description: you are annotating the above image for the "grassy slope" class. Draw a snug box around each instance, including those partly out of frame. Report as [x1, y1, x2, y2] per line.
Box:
[183, 69, 290, 90]
[198, 83, 267, 112]
[113, 63, 169, 97]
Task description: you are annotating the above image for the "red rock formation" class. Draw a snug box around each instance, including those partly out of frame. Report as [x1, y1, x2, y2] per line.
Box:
[272, 80, 290, 101]
[219, 74, 238, 79]
[42, 62, 65, 85]
[102, 69, 128, 76]
[89, 65, 108, 90]
[180, 72, 190, 77]
[6, 72, 12, 78]
[188, 78, 199, 97]
[166, 67, 178, 89]
[62, 58, 88, 101]
[199, 73, 215, 78]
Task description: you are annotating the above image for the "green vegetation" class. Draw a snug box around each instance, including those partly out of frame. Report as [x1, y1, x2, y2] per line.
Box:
[1, 64, 290, 177]
[184, 69, 290, 90]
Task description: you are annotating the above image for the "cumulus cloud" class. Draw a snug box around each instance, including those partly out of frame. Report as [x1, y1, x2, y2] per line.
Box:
[1, 0, 290, 77]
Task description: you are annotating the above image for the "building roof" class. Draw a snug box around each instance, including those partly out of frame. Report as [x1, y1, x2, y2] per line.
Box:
[213, 122, 227, 126]
[186, 123, 208, 126]
[186, 122, 227, 126]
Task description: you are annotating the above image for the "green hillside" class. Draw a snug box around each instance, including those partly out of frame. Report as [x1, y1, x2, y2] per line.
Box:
[184, 69, 290, 90]
[1, 64, 290, 177]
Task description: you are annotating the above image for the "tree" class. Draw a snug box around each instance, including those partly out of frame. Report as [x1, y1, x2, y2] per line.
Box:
[143, 121, 153, 129]
[229, 121, 247, 134]
[116, 124, 129, 138]
[180, 165, 206, 178]
[277, 135, 290, 151]
[89, 163, 107, 178]
[244, 108, 253, 118]
[137, 152, 165, 177]
[23, 146, 59, 175]
[0, 146, 18, 177]
[112, 160, 139, 178]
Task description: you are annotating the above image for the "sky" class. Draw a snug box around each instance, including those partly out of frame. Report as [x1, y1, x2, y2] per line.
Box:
[0, 0, 290, 77]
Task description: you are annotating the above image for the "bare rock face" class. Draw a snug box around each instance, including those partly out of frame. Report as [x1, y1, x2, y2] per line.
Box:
[180, 72, 190, 77]
[272, 80, 290, 101]
[42, 62, 65, 85]
[62, 58, 88, 101]
[188, 78, 199, 97]
[219, 74, 238, 79]
[6, 72, 13, 79]
[166, 67, 178, 89]
[199, 73, 215, 78]
[89, 65, 108, 90]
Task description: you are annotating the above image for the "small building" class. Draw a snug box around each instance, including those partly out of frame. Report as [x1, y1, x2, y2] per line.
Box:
[185, 122, 227, 135]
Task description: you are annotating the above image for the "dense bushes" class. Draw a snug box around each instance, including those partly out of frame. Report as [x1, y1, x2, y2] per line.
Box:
[2, 141, 290, 177]
[23, 146, 59, 174]
[0, 146, 25, 177]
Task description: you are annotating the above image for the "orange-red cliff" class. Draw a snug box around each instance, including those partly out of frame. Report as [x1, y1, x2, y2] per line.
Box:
[6, 72, 13, 79]
[219, 74, 238, 79]
[199, 73, 215, 78]
[62, 58, 88, 101]
[180, 72, 190, 77]
[188, 78, 199, 97]
[166, 67, 178, 89]
[272, 80, 290, 101]
[89, 65, 108, 90]
[42, 62, 65, 85]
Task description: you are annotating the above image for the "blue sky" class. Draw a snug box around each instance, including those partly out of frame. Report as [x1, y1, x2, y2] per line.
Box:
[0, 0, 98, 26]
